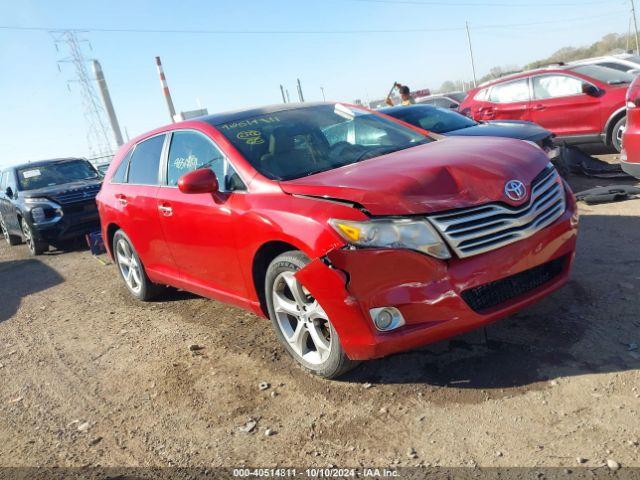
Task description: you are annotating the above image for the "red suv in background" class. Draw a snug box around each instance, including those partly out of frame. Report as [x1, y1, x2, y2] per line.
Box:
[459, 64, 633, 152]
[621, 75, 640, 178]
[97, 103, 578, 378]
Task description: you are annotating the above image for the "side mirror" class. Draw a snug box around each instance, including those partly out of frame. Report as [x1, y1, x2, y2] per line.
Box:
[5, 187, 13, 198]
[582, 83, 600, 96]
[449, 103, 458, 109]
[178, 168, 219, 194]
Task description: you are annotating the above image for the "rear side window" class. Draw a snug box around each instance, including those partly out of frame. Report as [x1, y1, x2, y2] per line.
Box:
[127, 135, 165, 185]
[474, 89, 489, 101]
[489, 79, 529, 103]
[111, 149, 134, 183]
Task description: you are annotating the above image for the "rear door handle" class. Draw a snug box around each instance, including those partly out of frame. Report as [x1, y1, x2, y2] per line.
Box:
[158, 204, 173, 216]
[115, 194, 128, 206]
[532, 104, 546, 111]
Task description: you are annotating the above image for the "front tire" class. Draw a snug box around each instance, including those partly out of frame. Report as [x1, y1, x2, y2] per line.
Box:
[265, 250, 359, 379]
[113, 229, 163, 301]
[611, 116, 626, 153]
[0, 215, 20, 246]
[21, 219, 46, 255]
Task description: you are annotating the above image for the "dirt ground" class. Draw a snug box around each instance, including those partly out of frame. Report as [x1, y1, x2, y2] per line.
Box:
[1, 158, 639, 469]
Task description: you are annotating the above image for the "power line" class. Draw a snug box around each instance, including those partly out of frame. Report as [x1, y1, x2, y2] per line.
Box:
[0, 12, 627, 35]
[350, 0, 621, 6]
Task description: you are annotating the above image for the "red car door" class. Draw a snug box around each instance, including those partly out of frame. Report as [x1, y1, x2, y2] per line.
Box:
[155, 129, 248, 302]
[111, 134, 173, 278]
[480, 78, 531, 122]
[529, 73, 601, 136]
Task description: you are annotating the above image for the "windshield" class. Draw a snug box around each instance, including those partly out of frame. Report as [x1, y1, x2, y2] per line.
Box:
[383, 105, 478, 133]
[17, 160, 99, 191]
[447, 92, 468, 103]
[571, 65, 634, 85]
[214, 104, 430, 180]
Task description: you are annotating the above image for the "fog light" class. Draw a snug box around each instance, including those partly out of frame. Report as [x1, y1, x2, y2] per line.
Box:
[31, 207, 45, 223]
[370, 307, 405, 332]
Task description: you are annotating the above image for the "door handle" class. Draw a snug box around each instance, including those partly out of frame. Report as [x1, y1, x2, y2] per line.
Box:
[115, 194, 128, 206]
[532, 104, 546, 111]
[158, 204, 173, 216]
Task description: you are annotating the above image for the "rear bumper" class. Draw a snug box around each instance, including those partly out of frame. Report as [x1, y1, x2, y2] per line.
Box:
[297, 187, 579, 360]
[620, 157, 640, 178]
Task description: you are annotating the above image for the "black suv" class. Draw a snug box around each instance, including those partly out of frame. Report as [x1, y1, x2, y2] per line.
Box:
[0, 158, 102, 255]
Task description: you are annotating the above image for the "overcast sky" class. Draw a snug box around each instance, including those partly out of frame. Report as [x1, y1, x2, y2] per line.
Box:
[0, 0, 631, 166]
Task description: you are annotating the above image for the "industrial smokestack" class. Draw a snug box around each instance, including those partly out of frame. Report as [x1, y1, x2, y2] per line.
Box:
[155, 56, 176, 122]
[92, 60, 123, 147]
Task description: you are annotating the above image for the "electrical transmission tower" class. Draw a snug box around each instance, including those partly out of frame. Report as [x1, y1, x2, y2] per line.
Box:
[51, 30, 115, 161]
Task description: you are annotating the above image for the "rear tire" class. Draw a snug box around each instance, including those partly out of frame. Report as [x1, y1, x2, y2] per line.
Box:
[21, 219, 47, 255]
[611, 116, 626, 153]
[0, 215, 20, 246]
[112, 229, 164, 301]
[265, 250, 359, 379]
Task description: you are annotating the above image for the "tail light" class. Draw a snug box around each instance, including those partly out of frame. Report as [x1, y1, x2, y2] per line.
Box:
[626, 77, 640, 109]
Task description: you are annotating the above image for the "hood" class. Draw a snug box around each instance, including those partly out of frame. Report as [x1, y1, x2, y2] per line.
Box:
[446, 120, 552, 143]
[21, 178, 102, 200]
[280, 136, 550, 215]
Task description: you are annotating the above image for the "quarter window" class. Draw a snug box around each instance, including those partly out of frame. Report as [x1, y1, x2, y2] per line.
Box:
[127, 135, 165, 186]
[111, 149, 134, 184]
[489, 79, 530, 103]
[533, 75, 583, 99]
[166, 131, 244, 190]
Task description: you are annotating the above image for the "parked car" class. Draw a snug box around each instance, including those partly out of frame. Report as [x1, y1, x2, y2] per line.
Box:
[97, 102, 578, 379]
[414, 91, 467, 110]
[459, 64, 634, 152]
[380, 103, 559, 159]
[0, 158, 102, 255]
[569, 54, 640, 75]
[621, 75, 640, 178]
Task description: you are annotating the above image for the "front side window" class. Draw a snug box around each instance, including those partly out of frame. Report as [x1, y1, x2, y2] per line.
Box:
[166, 131, 243, 190]
[213, 104, 430, 181]
[533, 75, 583, 99]
[16, 160, 99, 191]
[127, 135, 165, 186]
[489, 79, 530, 103]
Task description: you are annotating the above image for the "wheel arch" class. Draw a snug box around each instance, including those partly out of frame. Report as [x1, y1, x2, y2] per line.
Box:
[251, 240, 304, 317]
[604, 107, 627, 145]
[105, 222, 122, 259]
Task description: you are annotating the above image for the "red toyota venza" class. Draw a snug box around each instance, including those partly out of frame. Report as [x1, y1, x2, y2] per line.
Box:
[622, 75, 640, 178]
[97, 102, 578, 378]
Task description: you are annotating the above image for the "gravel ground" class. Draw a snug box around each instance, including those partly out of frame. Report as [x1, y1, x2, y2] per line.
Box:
[0, 161, 639, 469]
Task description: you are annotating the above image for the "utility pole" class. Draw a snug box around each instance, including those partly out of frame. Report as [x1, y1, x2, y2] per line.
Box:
[632, 0, 640, 55]
[297, 78, 305, 102]
[320, 87, 326, 101]
[155, 56, 176, 122]
[465, 21, 478, 88]
[92, 60, 123, 147]
[285, 89, 291, 103]
[280, 84, 287, 103]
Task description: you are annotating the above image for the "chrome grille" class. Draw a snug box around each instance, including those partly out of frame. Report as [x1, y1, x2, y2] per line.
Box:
[428, 165, 565, 258]
[54, 184, 101, 204]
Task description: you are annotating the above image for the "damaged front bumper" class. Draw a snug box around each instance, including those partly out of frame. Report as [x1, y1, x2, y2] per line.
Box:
[295, 188, 578, 361]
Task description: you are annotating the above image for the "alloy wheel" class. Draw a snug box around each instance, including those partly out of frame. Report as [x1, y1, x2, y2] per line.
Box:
[116, 238, 143, 294]
[271, 271, 332, 365]
[21, 220, 34, 254]
[616, 123, 626, 149]
[0, 216, 8, 244]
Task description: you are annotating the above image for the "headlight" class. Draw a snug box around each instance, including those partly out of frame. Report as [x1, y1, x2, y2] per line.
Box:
[329, 218, 451, 259]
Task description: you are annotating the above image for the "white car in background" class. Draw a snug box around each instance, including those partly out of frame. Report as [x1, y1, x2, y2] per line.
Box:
[569, 54, 640, 74]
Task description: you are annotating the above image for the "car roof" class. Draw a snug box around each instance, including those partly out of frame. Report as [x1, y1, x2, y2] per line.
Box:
[200, 102, 331, 126]
[8, 157, 88, 171]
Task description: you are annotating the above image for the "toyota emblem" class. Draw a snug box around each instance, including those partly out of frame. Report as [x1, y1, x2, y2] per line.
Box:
[504, 180, 527, 202]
